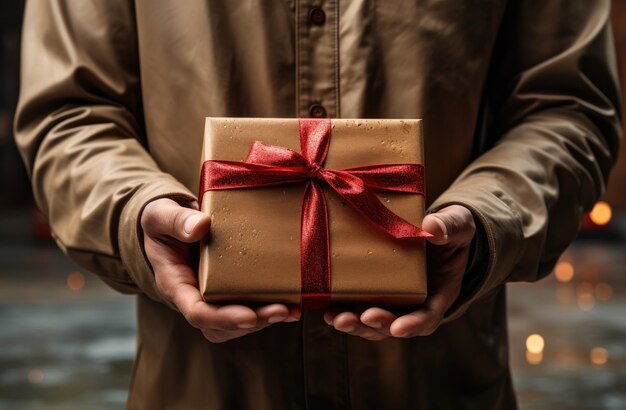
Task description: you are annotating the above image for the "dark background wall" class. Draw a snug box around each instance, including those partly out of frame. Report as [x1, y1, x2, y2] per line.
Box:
[0, 1, 29, 208]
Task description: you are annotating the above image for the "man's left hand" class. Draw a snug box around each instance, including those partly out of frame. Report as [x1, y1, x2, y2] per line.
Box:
[323, 205, 476, 340]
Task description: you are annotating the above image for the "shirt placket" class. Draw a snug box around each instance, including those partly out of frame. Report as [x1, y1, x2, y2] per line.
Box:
[296, 0, 340, 118]
[296, 1, 349, 409]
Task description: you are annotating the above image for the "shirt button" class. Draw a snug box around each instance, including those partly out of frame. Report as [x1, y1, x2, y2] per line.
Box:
[309, 8, 326, 26]
[309, 104, 327, 118]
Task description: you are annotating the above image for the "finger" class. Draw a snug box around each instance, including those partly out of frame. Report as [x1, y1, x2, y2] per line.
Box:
[332, 312, 388, 341]
[389, 293, 449, 337]
[142, 198, 211, 243]
[173, 283, 259, 330]
[323, 307, 344, 326]
[202, 304, 291, 342]
[285, 305, 302, 322]
[423, 205, 475, 246]
[153, 256, 258, 330]
[255, 304, 291, 326]
[331, 311, 360, 331]
[201, 328, 254, 343]
[202, 304, 299, 343]
[360, 307, 397, 335]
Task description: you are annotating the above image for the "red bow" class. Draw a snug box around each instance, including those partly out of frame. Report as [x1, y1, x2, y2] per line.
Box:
[200, 118, 431, 309]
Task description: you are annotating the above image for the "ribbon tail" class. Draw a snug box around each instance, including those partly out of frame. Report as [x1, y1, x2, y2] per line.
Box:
[341, 164, 425, 194]
[246, 141, 309, 167]
[300, 181, 332, 309]
[321, 170, 433, 239]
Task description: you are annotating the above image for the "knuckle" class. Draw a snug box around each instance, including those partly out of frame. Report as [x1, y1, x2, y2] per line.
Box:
[185, 309, 205, 329]
[172, 210, 189, 235]
[142, 199, 182, 235]
[421, 319, 441, 336]
[447, 213, 464, 236]
[452, 206, 475, 233]
[141, 204, 160, 231]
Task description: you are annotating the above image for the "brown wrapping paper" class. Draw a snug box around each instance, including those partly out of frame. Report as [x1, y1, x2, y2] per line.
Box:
[199, 118, 426, 308]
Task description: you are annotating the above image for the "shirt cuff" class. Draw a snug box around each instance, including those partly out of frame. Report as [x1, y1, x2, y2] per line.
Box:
[426, 184, 524, 322]
[118, 176, 196, 311]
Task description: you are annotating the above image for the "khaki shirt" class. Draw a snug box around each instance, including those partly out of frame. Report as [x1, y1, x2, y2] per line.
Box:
[15, 1, 621, 409]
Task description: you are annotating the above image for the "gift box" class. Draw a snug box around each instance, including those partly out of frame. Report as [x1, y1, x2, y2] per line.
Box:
[198, 118, 429, 310]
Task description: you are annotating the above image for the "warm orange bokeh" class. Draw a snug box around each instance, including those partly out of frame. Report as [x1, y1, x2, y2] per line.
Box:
[66, 271, 85, 291]
[526, 334, 545, 354]
[554, 261, 575, 282]
[589, 201, 612, 226]
[590, 347, 609, 366]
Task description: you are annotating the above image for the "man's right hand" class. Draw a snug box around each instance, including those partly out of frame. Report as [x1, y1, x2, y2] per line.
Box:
[141, 198, 301, 343]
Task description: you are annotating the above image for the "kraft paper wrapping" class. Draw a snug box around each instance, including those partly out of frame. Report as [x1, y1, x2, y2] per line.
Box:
[199, 118, 426, 308]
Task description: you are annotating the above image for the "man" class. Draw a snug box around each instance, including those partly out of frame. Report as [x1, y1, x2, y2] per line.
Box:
[15, 1, 621, 409]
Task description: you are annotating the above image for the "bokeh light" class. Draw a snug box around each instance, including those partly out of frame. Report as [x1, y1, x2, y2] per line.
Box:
[526, 351, 543, 365]
[554, 261, 575, 282]
[27, 369, 43, 384]
[526, 334, 545, 354]
[595, 283, 613, 301]
[589, 201, 612, 226]
[66, 271, 85, 291]
[577, 293, 595, 311]
[590, 347, 608, 366]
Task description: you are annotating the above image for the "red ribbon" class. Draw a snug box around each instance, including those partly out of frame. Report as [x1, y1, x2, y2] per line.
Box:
[200, 118, 431, 309]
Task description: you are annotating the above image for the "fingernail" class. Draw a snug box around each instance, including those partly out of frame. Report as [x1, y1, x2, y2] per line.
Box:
[268, 315, 286, 324]
[285, 316, 299, 322]
[341, 325, 356, 332]
[183, 214, 203, 234]
[369, 321, 382, 329]
[237, 323, 255, 329]
[433, 215, 448, 237]
[399, 331, 411, 338]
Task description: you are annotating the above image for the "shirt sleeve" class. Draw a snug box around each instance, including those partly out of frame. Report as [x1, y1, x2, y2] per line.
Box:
[13, 0, 196, 305]
[430, 0, 622, 321]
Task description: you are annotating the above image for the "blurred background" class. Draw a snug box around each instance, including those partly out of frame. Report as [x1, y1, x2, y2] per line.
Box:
[1, 2, 625, 409]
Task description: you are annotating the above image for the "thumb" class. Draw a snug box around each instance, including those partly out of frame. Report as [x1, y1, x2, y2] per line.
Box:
[422, 205, 475, 246]
[141, 198, 212, 243]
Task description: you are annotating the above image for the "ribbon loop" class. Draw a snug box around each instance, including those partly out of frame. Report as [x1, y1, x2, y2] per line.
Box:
[246, 141, 309, 168]
[200, 118, 430, 309]
[299, 118, 331, 165]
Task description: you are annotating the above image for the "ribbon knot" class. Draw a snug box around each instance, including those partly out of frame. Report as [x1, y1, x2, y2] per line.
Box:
[307, 163, 322, 179]
[200, 118, 431, 309]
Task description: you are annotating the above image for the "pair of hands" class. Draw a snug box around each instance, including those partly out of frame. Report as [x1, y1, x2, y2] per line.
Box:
[141, 198, 476, 343]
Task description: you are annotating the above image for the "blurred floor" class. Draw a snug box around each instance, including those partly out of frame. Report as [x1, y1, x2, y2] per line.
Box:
[0, 209, 134, 410]
[0, 209, 625, 409]
[508, 238, 626, 410]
